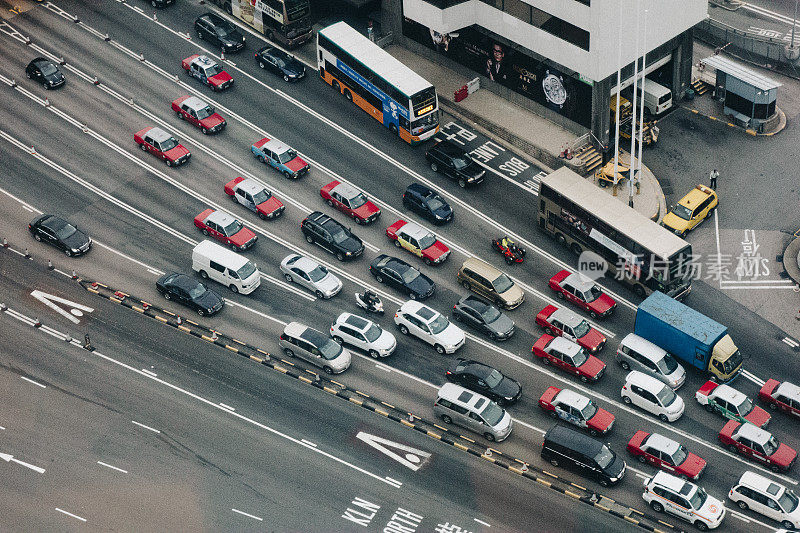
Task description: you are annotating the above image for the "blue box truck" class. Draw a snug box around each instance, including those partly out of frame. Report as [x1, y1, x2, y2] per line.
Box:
[634, 291, 743, 382]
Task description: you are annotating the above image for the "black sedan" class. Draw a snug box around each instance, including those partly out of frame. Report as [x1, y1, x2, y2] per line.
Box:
[446, 358, 522, 405]
[156, 273, 224, 316]
[255, 46, 305, 82]
[369, 254, 435, 300]
[29, 214, 91, 256]
[452, 295, 514, 340]
[403, 183, 453, 225]
[26, 57, 66, 89]
[425, 140, 485, 188]
[194, 12, 245, 52]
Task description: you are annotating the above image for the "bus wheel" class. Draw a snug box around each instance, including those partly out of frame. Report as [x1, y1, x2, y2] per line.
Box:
[555, 234, 566, 246]
[344, 89, 353, 102]
[390, 123, 398, 135]
[633, 285, 646, 297]
[332, 80, 340, 92]
[570, 243, 582, 255]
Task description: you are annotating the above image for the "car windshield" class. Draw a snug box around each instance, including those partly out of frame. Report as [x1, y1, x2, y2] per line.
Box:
[418, 233, 436, 250]
[480, 305, 501, 323]
[160, 137, 178, 151]
[277, 149, 297, 164]
[763, 436, 780, 455]
[187, 283, 207, 299]
[656, 386, 678, 407]
[671, 204, 692, 220]
[585, 285, 603, 302]
[205, 64, 223, 77]
[319, 339, 343, 360]
[779, 489, 799, 513]
[594, 447, 615, 469]
[427, 197, 445, 211]
[275, 57, 287, 68]
[429, 314, 449, 334]
[655, 353, 679, 375]
[581, 401, 598, 420]
[672, 445, 688, 465]
[222, 220, 243, 236]
[481, 402, 505, 426]
[55, 223, 77, 240]
[364, 323, 383, 343]
[689, 487, 708, 510]
[349, 193, 368, 210]
[330, 228, 350, 244]
[572, 348, 589, 367]
[400, 267, 420, 284]
[40, 63, 58, 76]
[236, 262, 256, 280]
[196, 105, 214, 120]
[736, 397, 754, 416]
[723, 350, 743, 374]
[252, 189, 271, 204]
[485, 369, 503, 388]
[308, 265, 328, 282]
[452, 157, 470, 170]
[573, 320, 591, 338]
[492, 273, 514, 293]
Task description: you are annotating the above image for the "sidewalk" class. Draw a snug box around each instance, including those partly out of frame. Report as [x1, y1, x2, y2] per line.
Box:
[386, 45, 666, 222]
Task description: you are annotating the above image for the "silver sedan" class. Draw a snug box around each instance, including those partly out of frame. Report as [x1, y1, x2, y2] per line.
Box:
[280, 253, 342, 299]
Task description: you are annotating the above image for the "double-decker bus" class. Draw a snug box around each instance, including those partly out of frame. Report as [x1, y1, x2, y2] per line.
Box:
[317, 21, 440, 145]
[538, 167, 692, 299]
[209, 0, 312, 49]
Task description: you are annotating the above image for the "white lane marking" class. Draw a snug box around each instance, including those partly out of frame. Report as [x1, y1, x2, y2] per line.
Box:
[626, 465, 649, 478]
[782, 337, 799, 348]
[635, 473, 648, 480]
[30, 290, 95, 325]
[231, 508, 263, 521]
[720, 279, 794, 284]
[38, 6, 636, 312]
[730, 511, 750, 523]
[0, 452, 46, 473]
[474, 518, 491, 527]
[141, 369, 157, 377]
[0, 184, 40, 213]
[742, 370, 765, 387]
[714, 209, 722, 290]
[22, 205, 34, 213]
[374, 362, 393, 373]
[722, 285, 799, 290]
[55, 508, 86, 522]
[93, 240, 165, 275]
[0, 426, 5, 430]
[356, 431, 430, 472]
[219, 403, 236, 411]
[741, 2, 798, 26]
[300, 439, 317, 448]
[223, 299, 288, 327]
[384, 476, 402, 487]
[97, 461, 127, 473]
[20, 376, 46, 388]
[146, 268, 161, 276]
[131, 420, 161, 434]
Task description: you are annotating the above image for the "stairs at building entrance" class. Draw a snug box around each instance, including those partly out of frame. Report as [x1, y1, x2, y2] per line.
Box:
[691, 79, 712, 96]
[574, 144, 603, 175]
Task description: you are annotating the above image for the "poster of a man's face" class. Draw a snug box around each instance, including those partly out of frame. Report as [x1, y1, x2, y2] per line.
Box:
[485, 43, 509, 82]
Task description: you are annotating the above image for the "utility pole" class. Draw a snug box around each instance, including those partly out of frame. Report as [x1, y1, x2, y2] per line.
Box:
[636, 9, 649, 198]
[628, 2, 640, 209]
[612, 0, 624, 194]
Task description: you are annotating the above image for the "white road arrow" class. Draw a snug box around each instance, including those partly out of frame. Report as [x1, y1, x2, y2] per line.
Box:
[30, 290, 94, 325]
[0, 452, 46, 474]
[356, 432, 431, 471]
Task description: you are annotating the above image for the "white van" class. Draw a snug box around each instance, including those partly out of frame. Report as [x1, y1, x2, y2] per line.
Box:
[729, 471, 800, 530]
[637, 78, 672, 116]
[192, 240, 260, 294]
[621, 370, 685, 422]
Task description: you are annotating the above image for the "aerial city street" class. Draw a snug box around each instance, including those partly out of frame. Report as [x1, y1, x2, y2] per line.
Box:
[2, 0, 800, 531]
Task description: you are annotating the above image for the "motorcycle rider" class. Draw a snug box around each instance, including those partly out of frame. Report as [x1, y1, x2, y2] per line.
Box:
[361, 288, 381, 310]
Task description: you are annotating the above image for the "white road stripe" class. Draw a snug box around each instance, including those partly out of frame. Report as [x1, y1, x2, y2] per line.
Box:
[231, 508, 263, 521]
[97, 461, 128, 473]
[474, 518, 491, 527]
[219, 403, 236, 411]
[782, 337, 799, 348]
[131, 420, 161, 433]
[20, 376, 46, 388]
[384, 476, 402, 487]
[141, 369, 157, 377]
[300, 439, 317, 448]
[55, 508, 87, 522]
[720, 278, 794, 284]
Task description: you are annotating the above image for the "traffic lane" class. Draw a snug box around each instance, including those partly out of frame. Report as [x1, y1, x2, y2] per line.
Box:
[0, 266, 636, 533]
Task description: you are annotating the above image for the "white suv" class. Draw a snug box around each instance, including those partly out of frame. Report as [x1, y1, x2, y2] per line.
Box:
[729, 471, 800, 530]
[330, 312, 396, 359]
[643, 471, 725, 530]
[622, 370, 685, 422]
[394, 300, 465, 354]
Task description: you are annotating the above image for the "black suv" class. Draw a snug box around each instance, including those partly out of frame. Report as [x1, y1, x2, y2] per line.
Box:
[425, 140, 485, 188]
[194, 13, 245, 52]
[403, 183, 453, 225]
[301, 211, 364, 261]
[255, 46, 306, 82]
[452, 295, 515, 340]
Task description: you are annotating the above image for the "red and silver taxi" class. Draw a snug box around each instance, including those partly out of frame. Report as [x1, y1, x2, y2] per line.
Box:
[171, 95, 226, 134]
[539, 386, 614, 435]
[193, 209, 257, 251]
[320, 180, 380, 224]
[134, 127, 190, 166]
[532, 334, 606, 382]
[224, 177, 284, 220]
[548, 270, 616, 318]
[386, 219, 449, 265]
[535, 304, 606, 353]
[627, 431, 707, 480]
[719, 421, 796, 473]
[759, 379, 800, 419]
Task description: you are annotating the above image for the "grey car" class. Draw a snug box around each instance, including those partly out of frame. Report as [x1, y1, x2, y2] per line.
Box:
[280, 253, 342, 299]
[279, 322, 351, 374]
[451, 295, 514, 340]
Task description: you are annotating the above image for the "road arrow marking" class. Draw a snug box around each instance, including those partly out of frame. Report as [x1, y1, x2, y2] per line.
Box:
[356, 431, 431, 471]
[0, 452, 46, 473]
[30, 290, 94, 325]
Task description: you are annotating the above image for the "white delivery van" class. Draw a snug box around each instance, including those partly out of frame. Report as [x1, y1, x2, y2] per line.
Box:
[192, 240, 260, 294]
[637, 79, 672, 116]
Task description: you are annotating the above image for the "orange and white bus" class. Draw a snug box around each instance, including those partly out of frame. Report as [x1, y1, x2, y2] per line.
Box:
[317, 21, 439, 145]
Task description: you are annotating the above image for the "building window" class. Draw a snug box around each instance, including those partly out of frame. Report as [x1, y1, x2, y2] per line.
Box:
[421, 0, 470, 7]
[478, 0, 590, 51]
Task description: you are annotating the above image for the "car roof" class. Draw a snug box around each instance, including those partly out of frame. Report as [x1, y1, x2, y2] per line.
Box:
[236, 178, 266, 195]
[438, 382, 489, 409]
[563, 272, 597, 292]
[460, 294, 491, 312]
[330, 182, 363, 201]
[147, 127, 173, 143]
[548, 336, 582, 356]
[714, 384, 746, 405]
[678, 185, 714, 208]
[651, 471, 695, 495]
[549, 307, 582, 328]
[406, 182, 433, 196]
[293, 255, 321, 273]
[262, 138, 291, 154]
[400, 300, 438, 322]
[620, 333, 667, 359]
[40, 214, 67, 230]
[738, 471, 785, 495]
[645, 433, 679, 455]
[626, 370, 666, 391]
[192, 55, 217, 68]
[32, 57, 54, 67]
[734, 423, 771, 446]
[309, 211, 345, 231]
[776, 381, 800, 402]
[261, 45, 288, 58]
[181, 96, 210, 112]
[201, 11, 228, 25]
[397, 221, 431, 241]
[545, 424, 603, 455]
[342, 313, 370, 331]
[205, 210, 238, 228]
[554, 389, 589, 410]
[434, 140, 468, 157]
[170, 273, 200, 290]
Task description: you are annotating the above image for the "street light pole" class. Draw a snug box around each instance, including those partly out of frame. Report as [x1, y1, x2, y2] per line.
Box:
[792, 0, 798, 49]
[628, 3, 640, 209]
[612, 0, 624, 191]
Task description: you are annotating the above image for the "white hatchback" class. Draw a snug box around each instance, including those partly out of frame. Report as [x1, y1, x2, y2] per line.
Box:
[330, 312, 397, 359]
[643, 471, 725, 530]
[394, 300, 465, 354]
[622, 370, 685, 423]
[280, 253, 342, 299]
[729, 471, 800, 530]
